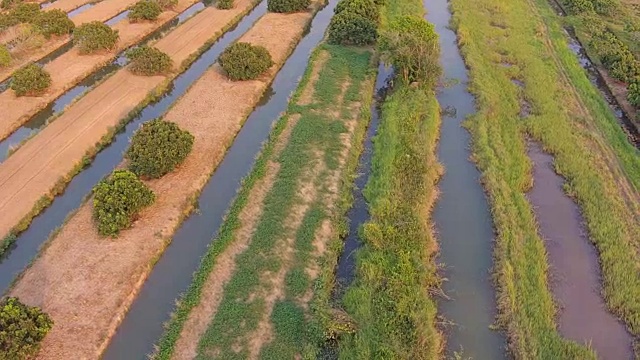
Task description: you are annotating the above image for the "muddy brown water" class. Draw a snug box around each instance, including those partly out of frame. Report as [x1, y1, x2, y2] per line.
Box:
[425, 0, 507, 358]
[527, 142, 634, 359]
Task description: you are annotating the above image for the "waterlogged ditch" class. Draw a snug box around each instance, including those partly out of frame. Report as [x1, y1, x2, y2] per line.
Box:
[102, 2, 341, 358]
[0, 1, 268, 293]
[0, 1, 206, 161]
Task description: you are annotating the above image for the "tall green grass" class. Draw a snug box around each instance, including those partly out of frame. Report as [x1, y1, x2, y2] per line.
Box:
[450, 0, 640, 355]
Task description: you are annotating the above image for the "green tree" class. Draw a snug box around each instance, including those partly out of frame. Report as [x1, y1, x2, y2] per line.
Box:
[0, 297, 53, 360]
[267, 0, 310, 13]
[73, 21, 119, 54]
[327, 10, 377, 46]
[128, 0, 163, 22]
[33, 9, 75, 38]
[0, 44, 10, 67]
[219, 42, 273, 80]
[126, 45, 173, 75]
[11, 63, 51, 96]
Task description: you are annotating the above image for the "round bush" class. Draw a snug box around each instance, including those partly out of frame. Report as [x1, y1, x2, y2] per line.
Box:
[219, 42, 273, 81]
[327, 11, 377, 46]
[126, 45, 173, 75]
[9, 2, 40, 24]
[379, 15, 441, 85]
[125, 119, 194, 178]
[11, 63, 51, 96]
[0, 44, 10, 67]
[0, 297, 53, 360]
[153, 0, 177, 9]
[267, 0, 309, 13]
[128, 0, 162, 22]
[628, 79, 640, 108]
[33, 9, 74, 38]
[92, 169, 155, 236]
[334, 0, 379, 23]
[73, 21, 119, 54]
[217, 0, 233, 9]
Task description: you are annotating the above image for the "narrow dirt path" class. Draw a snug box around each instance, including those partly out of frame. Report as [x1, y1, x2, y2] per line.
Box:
[0, 1, 256, 241]
[9, 6, 317, 359]
[0, 0, 201, 141]
[0, 0, 139, 83]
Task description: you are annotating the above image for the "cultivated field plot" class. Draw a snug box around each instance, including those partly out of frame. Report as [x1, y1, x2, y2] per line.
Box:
[0, 0, 639, 356]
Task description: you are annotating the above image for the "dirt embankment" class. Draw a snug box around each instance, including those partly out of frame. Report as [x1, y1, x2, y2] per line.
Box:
[9, 7, 317, 359]
[0, 0, 201, 141]
[0, 0, 138, 83]
[0, 1, 256, 245]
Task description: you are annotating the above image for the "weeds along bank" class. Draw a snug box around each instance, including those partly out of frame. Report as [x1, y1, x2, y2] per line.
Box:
[0, 0, 139, 82]
[0, 0, 261, 253]
[6, 0, 329, 358]
[450, 0, 640, 356]
[0, 0, 204, 142]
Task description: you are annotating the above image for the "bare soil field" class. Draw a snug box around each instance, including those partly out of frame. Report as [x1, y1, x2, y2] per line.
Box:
[0, 0, 139, 83]
[9, 7, 316, 359]
[0, 0, 256, 242]
[47, 0, 96, 13]
[0, 0, 202, 141]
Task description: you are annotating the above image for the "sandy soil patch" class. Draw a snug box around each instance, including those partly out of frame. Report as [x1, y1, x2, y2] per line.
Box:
[0, 0, 139, 83]
[0, 1, 254, 242]
[9, 6, 316, 359]
[0, 0, 201, 141]
[170, 116, 300, 360]
[297, 49, 329, 105]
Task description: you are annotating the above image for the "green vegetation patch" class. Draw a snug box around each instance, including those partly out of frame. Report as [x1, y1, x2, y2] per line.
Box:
[127, 45, 174, 76]
[217, 0, 233, 9]
[11, 63, 51, 96]
[267, 0, 310, 13]
[154, 0, 177, 9]
[92, 169, 155, 236]
[73, 21, 120, 54]
[219, 42, 273, 81]
[9, 3, 40, 24]
[0, 297, 53, 360]
[125, 118, 194, 178]
[327, 10, 377, 46]
[128, 0, 163, 22]
[0, 44, 10, 67]
[334, 0, 379, 23]
[33, 9, 75, 38]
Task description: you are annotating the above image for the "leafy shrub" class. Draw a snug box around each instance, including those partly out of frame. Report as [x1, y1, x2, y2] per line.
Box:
[219, 42, 273, 80]
[126, 45, 173, 75]
[73, 21, 119, 54]
[0, 0, 20, 9]
[11, 63, 51, 96]
[267, 0, 309, 13]
[591, 0, 616, 14]
[125, 118, 194, 178]
[565, 0, 594, 14]
[327, 10, 377, 46]
[590, 30, 640, 83]
[217, 0, 233, 9]
[0, 297, 53, 360]
[128, 0, 162, 22]
[628, 79, 640, 108]
[153, 0, 177, 9]
[92, 170, 155, 236]
[0, 44, 10, 67]
[11, 24, 45, 54]
[379, 15, 441, 85]
[9, 2, 40, 24]
[33, 9, 74, 38]
[0, 14, 19, 31]
[334, 0, 378, 23]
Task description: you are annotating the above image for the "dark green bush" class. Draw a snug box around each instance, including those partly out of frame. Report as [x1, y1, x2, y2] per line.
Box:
[217, 0, 233, 9]
[327, 10, 377, 46]
[0, 297, 53, 360]
[92, 169, 155, 236]
[219, 42, 273, 80]
[0, 44, 10, 67]
[125, 119, 194, 178]
[128, 0, 163, 22]
[9, 3, 40, 24]
[153, 0, 177, 9]
[33, 9, 74, 38]
[565, 0, 594, 13]
[126, 45, 173, 75]
[267, 0, 309, 13]
[0, 14, 19, 31]
[73, 21, 119, 54]
[590, 30, 640, 83]
[379, 15, 441, 85]
[628, 79, 640, 108]
[334, 0, 378, 23]
[11, 63, 51, 96]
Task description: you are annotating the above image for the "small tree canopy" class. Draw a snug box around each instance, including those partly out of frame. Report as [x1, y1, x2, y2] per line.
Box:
[128, 0, 163, 22]
[33, 9, 75, 38]
[219, 42, 273, 81]
[0, 44, 10, 67]
[73, 21, 119, 54]
[126, 45, 173, 76]
[334, 0, 379, 23]
[0, 297, 53, 360]
[11, 63, 51, 96]
[267, 0, 309, 13]
[327, 10, 377, 46]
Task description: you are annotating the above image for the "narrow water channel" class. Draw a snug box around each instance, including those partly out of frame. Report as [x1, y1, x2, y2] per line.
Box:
[102, 1, 339, 358]
[425, 0, 507, 357]
[334, 62, 392, 291]
[0, 1, 268, 294]
[0, 2, 205, 162]
[67, 2, 95, 18]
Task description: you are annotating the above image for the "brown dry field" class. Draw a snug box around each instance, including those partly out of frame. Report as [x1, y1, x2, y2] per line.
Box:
[0, 0, 139, 83]
[9, 8, 315, 360]
[0, 0, 201, 141]
[0, 1, 255, 241]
